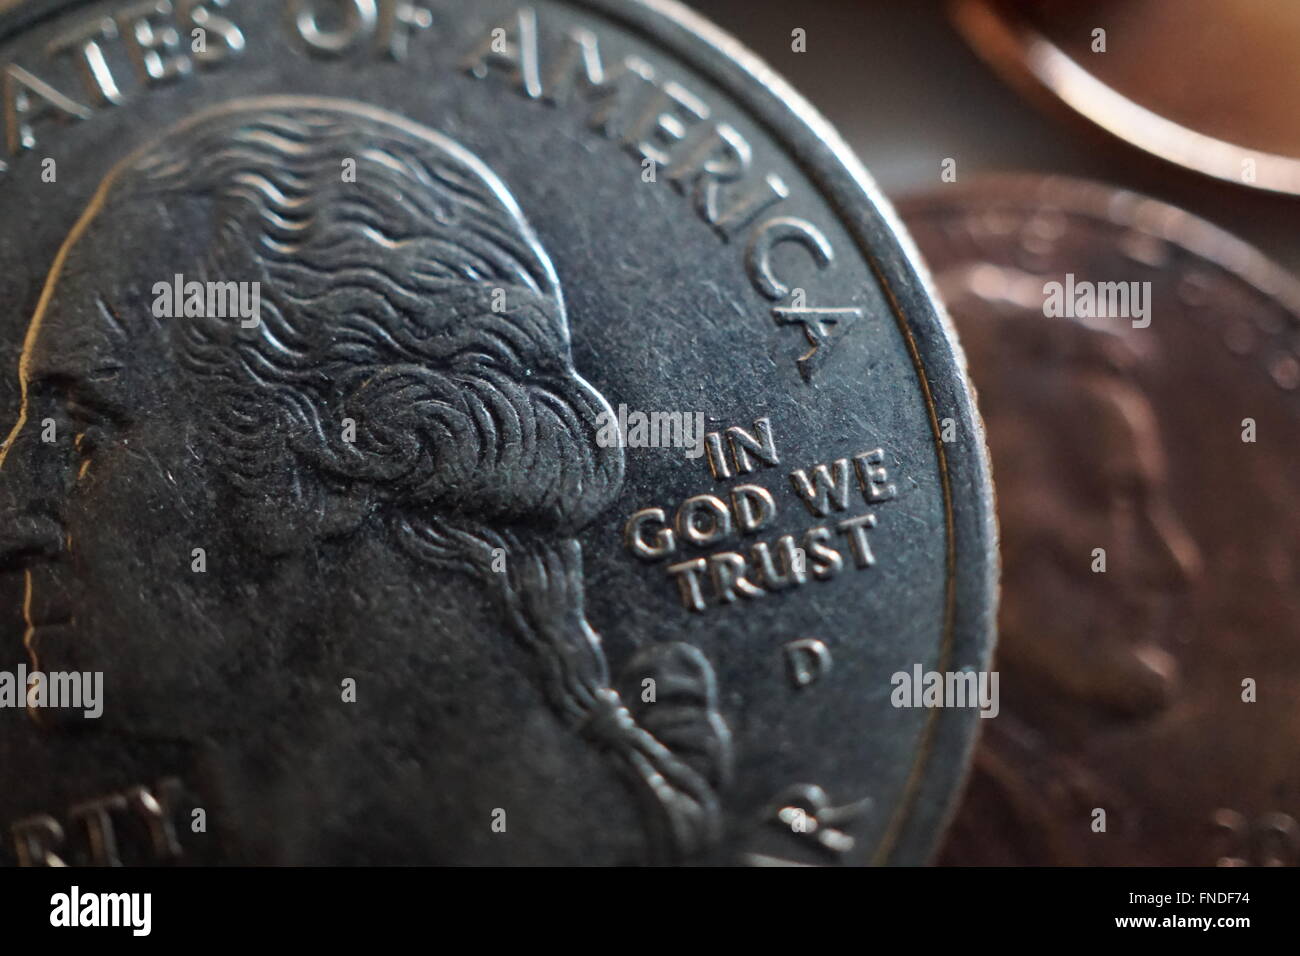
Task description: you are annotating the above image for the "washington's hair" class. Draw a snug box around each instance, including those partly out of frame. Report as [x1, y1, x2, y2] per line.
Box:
[92, 98, 726, 861]
[113, 98, 621, 534]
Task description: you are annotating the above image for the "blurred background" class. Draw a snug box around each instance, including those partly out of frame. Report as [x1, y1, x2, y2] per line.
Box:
[683, 0, 1300, 272]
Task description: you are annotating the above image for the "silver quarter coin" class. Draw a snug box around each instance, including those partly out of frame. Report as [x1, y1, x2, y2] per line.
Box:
[0, 0, 995, 865]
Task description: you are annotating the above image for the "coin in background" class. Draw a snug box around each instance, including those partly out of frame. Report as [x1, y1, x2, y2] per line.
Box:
[952, 0, 1300, 196]
[903, 176, 1300, 865]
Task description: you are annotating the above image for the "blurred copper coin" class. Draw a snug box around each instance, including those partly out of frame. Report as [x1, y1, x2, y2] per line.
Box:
[900, 176, 1300, 865]
[952, 0, 1300, 196]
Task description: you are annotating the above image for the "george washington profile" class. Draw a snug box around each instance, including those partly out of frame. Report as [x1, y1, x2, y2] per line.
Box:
[934, 264, 1202, 864]
[0, 96, 730, 864]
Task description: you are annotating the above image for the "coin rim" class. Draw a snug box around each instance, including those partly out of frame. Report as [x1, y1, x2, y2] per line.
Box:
[951, 0, 1300, 197]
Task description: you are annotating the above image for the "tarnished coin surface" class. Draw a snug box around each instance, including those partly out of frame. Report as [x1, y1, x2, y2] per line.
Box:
[952, 0, 1300, 196]
[901, 176, 1300, 866]
[0, 0, 994, 865]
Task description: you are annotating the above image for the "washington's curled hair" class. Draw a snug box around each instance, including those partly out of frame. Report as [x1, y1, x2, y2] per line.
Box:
[116, 96, 621, 532]
[95, 97, 728, 860]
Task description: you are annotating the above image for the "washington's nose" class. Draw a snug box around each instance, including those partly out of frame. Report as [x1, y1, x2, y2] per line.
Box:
[0, 513, 64, 570]
[0, 426, 67, 569]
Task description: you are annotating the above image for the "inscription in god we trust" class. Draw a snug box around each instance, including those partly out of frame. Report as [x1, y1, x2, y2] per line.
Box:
[623, 417, 900, 611]
[0, 0, 867, 380]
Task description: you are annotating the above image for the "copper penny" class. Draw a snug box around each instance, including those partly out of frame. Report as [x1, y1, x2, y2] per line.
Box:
[952, 0, 1300, 196]
[901, 175, 1300, 865]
